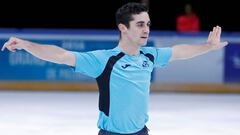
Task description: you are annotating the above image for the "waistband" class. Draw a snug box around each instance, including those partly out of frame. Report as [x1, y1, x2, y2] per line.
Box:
[99, 126, 149, 135]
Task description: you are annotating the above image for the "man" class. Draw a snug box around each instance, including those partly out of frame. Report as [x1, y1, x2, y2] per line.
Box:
[176, 3, 200, 32]
[1, 2, 228, 135]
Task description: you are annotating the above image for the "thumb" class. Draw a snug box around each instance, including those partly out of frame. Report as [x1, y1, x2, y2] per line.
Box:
[221, 41, 228, 47]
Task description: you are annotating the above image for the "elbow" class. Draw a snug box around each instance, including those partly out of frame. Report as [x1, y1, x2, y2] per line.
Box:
[58, 51, 76, 66]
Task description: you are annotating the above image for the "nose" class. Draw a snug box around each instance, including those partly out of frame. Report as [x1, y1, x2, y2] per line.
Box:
[143, 26, 150, 34]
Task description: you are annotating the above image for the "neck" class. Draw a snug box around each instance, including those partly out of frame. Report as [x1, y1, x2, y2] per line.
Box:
[118, 40, 140, 55]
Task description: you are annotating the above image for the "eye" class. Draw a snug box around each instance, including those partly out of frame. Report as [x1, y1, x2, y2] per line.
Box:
[137, 23, 144, 27]
[147, 22, 151, 27]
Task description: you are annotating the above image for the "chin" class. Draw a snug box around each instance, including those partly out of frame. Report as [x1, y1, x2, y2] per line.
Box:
[139, 39, 148, 46]
[139, 42, 148, 46]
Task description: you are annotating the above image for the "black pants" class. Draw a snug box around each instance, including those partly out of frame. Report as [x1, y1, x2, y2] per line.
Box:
[98, 126, 149, 135]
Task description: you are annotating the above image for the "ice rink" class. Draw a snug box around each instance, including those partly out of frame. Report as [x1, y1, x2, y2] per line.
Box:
[0, 91, 239, 135]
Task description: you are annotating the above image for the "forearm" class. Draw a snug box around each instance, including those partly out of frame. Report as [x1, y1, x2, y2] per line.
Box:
[171, 43, 213, 60]
[23, 41, 75, 66]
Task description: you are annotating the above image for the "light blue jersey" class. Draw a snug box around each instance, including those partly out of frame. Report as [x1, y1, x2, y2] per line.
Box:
[73, 46, 172, 134]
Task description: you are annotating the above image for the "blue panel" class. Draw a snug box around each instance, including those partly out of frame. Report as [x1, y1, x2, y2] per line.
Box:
[224, 43, 240, 83]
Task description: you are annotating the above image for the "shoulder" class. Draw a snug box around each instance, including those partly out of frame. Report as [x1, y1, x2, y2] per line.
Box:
[140, 47, 157, 54]
[141, 47, 172, 57]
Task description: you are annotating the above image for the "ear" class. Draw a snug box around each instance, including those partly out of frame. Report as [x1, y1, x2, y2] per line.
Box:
[118, 23, 128, 33]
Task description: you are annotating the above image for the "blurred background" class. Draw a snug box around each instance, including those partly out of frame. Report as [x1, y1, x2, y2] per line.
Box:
[0, 0, 240, 135]
[0, 0, 239, 32]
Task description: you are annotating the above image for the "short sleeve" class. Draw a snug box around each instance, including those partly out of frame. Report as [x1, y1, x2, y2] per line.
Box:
[72, 50, 105, 78]
[155, 47, 172, 67]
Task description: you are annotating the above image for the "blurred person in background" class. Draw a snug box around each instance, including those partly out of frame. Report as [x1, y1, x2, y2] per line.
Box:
[1, 2, 228, 135]
[176, 3, 200, 32]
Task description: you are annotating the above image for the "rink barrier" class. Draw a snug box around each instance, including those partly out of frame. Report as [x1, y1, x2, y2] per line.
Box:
[150, 83, 240, 93]
[1, 29, 240, 86]
[0, 81, 240, 93]
[0, 81, 97, 91]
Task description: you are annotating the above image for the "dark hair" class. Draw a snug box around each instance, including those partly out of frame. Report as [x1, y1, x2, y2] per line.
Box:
[116, 2, 148, 28]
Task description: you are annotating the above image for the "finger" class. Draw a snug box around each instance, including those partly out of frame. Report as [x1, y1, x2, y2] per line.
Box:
[9, 49, 16, 52]
[10, 45, 19, 52]
[1, 41, 11, 51]
[5, 45, 15, 52]
[208, 31, 213, 39]
[207, 31, 213, 42]
[1, 43, 7, 51]
[11, 44, 22, 51]
[212, 26, 217, 38]
[216, 26, 221, 40]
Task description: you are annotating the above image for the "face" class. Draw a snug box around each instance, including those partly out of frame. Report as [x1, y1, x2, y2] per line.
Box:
[121, 12, 151, 46]
[185, 4, 192, 14]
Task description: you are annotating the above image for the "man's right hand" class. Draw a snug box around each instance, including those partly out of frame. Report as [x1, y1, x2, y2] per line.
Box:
[1, 37, 28, 52]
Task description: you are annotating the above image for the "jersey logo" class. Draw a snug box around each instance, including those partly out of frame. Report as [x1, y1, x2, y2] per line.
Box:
[121, 64, 131, 69]
[142, 61, 149, 67]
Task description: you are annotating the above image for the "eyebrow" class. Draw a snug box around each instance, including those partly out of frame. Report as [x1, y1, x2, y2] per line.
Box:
[136, 21, 145, 24]
[136, 21, 151, 25]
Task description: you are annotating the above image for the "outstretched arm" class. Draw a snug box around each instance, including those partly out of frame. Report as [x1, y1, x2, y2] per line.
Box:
[1, 37, 76, 67]
[170, 26, 228, 61]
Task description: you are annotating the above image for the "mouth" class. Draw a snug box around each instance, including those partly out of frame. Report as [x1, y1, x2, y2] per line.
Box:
[141, 36, 148, 39]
